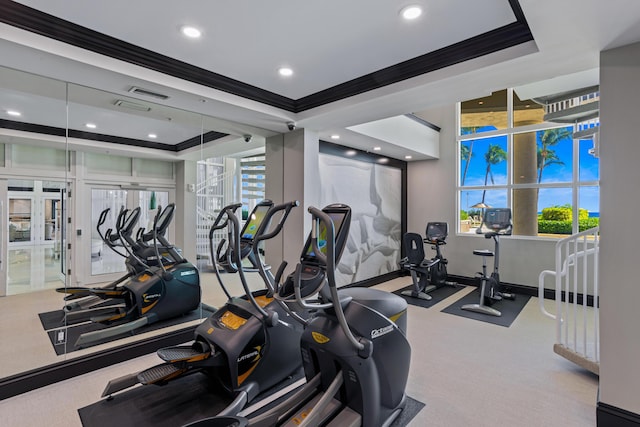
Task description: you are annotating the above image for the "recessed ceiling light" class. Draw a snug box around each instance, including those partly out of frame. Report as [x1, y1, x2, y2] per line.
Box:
[478, 101, 484, 105]
[85, 123, 96, 129]
[148, 133, 157, 139]
[345, 150, 357, 156]
[405, 155, 412, 159]
[330, 134, 340, 140]
[378, 158, 389, 164]
[400, 5, 423, 20]
[373, 146, 381, 151]
[181, 26, 202, 38]
[278, 67, 293, 77]
[6, 110, 21, 117]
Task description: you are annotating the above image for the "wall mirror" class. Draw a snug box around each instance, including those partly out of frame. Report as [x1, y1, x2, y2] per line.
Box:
[0, 66, 238, 385]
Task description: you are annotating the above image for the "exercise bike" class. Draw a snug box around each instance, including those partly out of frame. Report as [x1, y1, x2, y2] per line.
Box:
[216, 200, 274, 274]
[191, 203, 411, 427]
[399, 221, 456, 301]
[461, 208, 515, 317]
[101, 201, 304, 423]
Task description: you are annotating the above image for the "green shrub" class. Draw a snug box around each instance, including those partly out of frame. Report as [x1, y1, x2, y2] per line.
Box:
[460, 210, 469, 220]
[579, 217, 599, 231]
[538, 220, 572, 234]
[541, 206, 571, 221]
[538, 217, 599, 234]
[541, 204, 590, 221]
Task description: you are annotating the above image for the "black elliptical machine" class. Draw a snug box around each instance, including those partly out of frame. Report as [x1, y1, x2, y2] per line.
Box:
[101, 201, 304, 422]
[399, 221, 456, 301]
[72, 204, 201, 348]
[58, 205, 178, 320]
[189, 203, 411, 427]
[461, 208, 515, 317]
[216, 200, 274, 273]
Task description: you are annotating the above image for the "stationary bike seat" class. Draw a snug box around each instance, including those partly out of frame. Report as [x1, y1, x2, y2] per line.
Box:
[339, 287, 408, 333]
[473, 249, 494, 257]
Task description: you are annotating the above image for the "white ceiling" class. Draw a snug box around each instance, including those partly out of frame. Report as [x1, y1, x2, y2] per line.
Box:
[2, 0, 640, 161]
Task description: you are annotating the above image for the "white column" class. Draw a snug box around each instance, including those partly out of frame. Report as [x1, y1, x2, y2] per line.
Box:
[599, 40, 640, 417]
[174, 160, 197, 263]
[265, 129, 320, 269]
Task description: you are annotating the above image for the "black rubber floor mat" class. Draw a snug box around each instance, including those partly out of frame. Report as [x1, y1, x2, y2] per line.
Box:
[79, 370, 304, 427]
[392, 283, 466, 308]
[441, 289, 531, 327]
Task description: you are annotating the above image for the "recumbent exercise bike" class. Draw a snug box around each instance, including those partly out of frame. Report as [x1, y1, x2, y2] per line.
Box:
[399, 221, 456, 301]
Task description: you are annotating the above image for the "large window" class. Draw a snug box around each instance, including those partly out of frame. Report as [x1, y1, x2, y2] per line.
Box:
[458, 88, 600, 237]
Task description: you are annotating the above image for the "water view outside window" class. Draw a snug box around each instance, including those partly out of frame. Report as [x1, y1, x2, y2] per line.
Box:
[458, 88, 600, 237]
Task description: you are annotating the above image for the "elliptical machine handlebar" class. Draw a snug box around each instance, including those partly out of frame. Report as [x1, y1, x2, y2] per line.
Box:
[209, 203, 243, 238]
[224, 205, 275, 324]
[304, 206, 366, 353]
[253, 200, 299, 244]
[252, 200, 299, 291]
[208, 203, 242, 301]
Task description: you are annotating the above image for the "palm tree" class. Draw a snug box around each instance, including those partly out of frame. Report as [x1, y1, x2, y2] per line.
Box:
[460, 143, 472, 186]
[537, 149, 564, 182]
[460, 126, 482, 187]
[537, 128, 571, 182]
[481, 144, 507, 204]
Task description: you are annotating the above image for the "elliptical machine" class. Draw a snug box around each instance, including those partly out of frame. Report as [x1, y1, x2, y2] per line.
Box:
[71, 204, 201, 348]
[58, 204, 180, 317]
[101, 201, 304, 422]
[216, 200, 274, 273]
[461, 208, 515, 317]
[191, 203, 412, 427]
[400, 221, 456, 300]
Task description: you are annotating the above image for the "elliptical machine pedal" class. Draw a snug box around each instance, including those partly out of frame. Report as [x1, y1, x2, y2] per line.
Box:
[157, 345, 211, 363]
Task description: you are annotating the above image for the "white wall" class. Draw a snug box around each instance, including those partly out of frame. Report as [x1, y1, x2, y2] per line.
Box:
[407, 105, 558, 288]
[598, 41, 640, 416]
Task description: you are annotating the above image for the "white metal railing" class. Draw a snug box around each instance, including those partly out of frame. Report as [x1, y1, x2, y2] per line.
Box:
[538, 226, 600, 374]
[196, 170, 236, 264]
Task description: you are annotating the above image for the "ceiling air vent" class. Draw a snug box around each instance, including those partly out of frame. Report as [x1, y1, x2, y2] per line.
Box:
[114, 99, 152, 112]
[128, 86, 170, 100]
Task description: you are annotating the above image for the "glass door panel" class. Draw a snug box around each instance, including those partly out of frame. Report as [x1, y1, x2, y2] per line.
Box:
[6, 180, 65, 295]
[8, 198, 32, 243]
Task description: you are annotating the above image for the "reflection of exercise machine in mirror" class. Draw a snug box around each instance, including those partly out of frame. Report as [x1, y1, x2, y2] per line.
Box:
[462, 208, 516, 317]
[57, 203, 202, 348]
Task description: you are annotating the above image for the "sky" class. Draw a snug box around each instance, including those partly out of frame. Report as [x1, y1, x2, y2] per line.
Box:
[460, 126, 600, 214]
